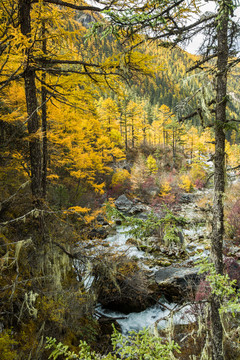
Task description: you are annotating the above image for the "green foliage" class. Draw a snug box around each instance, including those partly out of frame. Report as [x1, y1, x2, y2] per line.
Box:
[106, 202, 186, 247]
[46, 337, 99, 360]
[163, 226, 181, 247]
[46, 326, 180, 359]
[111, 326, 180, 360]
[197, 258, 240, 316]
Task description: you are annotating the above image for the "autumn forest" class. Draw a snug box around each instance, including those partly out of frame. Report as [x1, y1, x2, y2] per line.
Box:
[1, 1, 240, 359]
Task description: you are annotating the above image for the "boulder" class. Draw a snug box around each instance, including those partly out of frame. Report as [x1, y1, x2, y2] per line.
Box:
[136, 212, 151, 220]
[115, 195, 133, 213]
[97, 268, 158, 314]
[88, 227, 108, 239]
[155, 266, 200, 302]
[129, 203, 151, 215]
[96, 215, 109, 226]
[115, 219, 122, 225]
[179, 193, 196, 204]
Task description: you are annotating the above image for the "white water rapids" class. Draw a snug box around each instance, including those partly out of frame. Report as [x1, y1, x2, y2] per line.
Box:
[93, 199, 210, 334]
[80, 189, 213, 334]
[97, 302, 195, 335]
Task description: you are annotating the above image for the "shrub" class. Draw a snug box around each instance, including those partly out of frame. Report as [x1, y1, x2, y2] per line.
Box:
[0, 330, 18, 360]
[111, 169, 130, 186]
[189, 163, 207, 188]
[146, 155, 158, 174]
[158, 180, 176, 206]
[46, 326, 180, 359]
[179, 174, 195, 192]
[225, 199, 240, 243]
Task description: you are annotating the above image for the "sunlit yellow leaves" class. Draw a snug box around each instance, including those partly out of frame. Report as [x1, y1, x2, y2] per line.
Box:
[67, 206, 90, 213]
[111, 169, 130, 186]
[179, 174, 195, 193]
[48, 92, 125, 193]
[159, 180, 175, 204]
[146, 155, 158, 174]
[47, 174, 59, 180]
[160, 181, 172, 196]
[189, 163, 206, 185]
[226, 141, 240, 168]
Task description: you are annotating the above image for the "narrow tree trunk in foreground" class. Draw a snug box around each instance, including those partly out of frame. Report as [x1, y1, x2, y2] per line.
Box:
[19, 0, 42, 203]
[211, 1, 230, 359]
[41, 19, 48, 199]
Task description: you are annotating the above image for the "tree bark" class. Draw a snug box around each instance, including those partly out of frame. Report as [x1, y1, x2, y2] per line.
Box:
[41, 19, 47, 199]
[19, 0, 42, 203]
[211, 1, 230, 359]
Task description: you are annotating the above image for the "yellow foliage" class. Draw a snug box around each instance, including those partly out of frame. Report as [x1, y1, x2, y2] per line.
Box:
[48, 97, 125, 193]
[159, 180, 172, 198]
[189, 163, 206, 183]
[67, 206, 90, 214]
[84, 215, 96, 224]
[111, 169, 131, 186]
[47, 174, 60, 180]
[226, 141, 240, 168]
[146, 155, 158, 174]
[92, 182, 106, 194]
[179, 174, 195, 192]
[0, 331, 18, 360]
[84, 209, 102, 224]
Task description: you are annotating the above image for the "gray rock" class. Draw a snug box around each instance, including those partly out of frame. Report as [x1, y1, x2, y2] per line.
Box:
[88, 227, 108, 239]
[155, 266, 200, 301]
[180, 193, 195, 204]
[129, 203, 151, 215]
[96, 215, 109, 225]
[136, 212, 151, 220]
[115, 195, 133, 213]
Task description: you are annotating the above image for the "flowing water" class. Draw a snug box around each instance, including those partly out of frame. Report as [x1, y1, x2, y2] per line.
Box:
[94, 190, 211, 333]
[97, 302, 196, 335]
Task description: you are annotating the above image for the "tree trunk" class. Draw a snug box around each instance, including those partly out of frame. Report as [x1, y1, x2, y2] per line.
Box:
[19, 0, 42, 203]
[211, 1, 230, 359]
[41, 19, 47, 199]
[124, 113, 128, 151]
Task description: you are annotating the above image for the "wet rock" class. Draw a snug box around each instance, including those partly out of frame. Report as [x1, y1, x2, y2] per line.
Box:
[115, 195, 133, 213]
[155, 266, 200, 302]
[180, 193, 196, 204]
[129, 203, 151, 215]
[177, 230, 184, 245]
[88, 227, 108, 239]
[153, 259, 172, 267]
[136, 212, 151, 220]
[126, 238, 138, 246]
[227, 246, 240, 257]
[96, 215, 109, 226]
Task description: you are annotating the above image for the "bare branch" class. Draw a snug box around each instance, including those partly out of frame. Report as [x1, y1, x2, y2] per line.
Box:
[36, 58, 102, 68]
[33, 0, 105, 12]
[0, 181, 30, 213]
[187, 53, 218, 72]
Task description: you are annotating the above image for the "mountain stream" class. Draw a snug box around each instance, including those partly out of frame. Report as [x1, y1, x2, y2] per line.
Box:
[94, 190, 212, 334]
